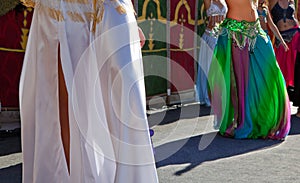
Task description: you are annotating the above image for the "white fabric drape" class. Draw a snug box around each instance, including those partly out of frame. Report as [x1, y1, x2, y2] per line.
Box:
[20, 1, 158, 182]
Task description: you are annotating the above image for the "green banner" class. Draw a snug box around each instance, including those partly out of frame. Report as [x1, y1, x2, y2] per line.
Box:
[138, 0, 168, 97]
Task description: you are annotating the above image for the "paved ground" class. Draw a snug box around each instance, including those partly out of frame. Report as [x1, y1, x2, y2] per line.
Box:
[0, 103, 299, 183]
[151, 103, 300, 183]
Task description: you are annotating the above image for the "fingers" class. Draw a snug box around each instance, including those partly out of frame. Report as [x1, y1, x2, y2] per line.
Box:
[209, 15, 224, 28]
[138, 27, 146, 48]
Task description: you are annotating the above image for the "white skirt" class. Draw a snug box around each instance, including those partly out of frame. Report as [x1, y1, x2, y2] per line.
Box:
[19, 1, 158, 182]
[195, 31, 218, 105]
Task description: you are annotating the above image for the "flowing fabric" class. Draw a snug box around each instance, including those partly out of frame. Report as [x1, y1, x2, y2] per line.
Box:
[208, 18, 290, 139]
[274, 27, 300, 87]
[195, 1, 227, 106]
[196, 32, 217, 106]
[19, 0, 158, 182]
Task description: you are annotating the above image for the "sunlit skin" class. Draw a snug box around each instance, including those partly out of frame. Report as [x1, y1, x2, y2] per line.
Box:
[258, 0, 289, 51]
[225, 0, 258, 22]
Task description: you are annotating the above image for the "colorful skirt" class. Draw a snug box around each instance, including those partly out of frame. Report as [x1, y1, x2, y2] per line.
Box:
[208, 18, 291, 139]
[274, 26, 300, 87]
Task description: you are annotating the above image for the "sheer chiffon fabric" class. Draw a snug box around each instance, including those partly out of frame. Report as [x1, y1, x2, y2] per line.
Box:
[196, 32, 217, 105]
[208, 19, 290, 139]
[19, 0, 158, 182]
[274, 27, 300, 87]
[195, 0, 227, 105]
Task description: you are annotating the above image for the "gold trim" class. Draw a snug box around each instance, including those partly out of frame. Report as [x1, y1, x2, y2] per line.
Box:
[63, 0, 89, 4]
[67, 11, 85, 22]
[21, 0, 35, 8]
[0, 47, 25, 53]
[138, 0, 168, 24]
[84, 12, 94, 21]
[171, 0, 204, 26]
[170, 47, 195, 51]
[142, 47, 196, 53]
[48, 8, 64, 21]
[92, 0, 97, 33]
[20, 28, 29, 50]
[142, 48, 167, 53]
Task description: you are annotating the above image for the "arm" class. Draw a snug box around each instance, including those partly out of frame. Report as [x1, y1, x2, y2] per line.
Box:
[266, 8, 289, 51]
[205, 0, 225, 29]
[204, 0, 211, 10]
[291, 0, 299, 25]
[204, 0, 214, 29]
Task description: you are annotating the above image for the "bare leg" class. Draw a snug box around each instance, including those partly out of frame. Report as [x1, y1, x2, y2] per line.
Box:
[58, 45, 70, 173]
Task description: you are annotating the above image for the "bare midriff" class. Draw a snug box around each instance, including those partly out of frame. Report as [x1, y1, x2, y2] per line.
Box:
[276, 19, 297, 31]
[225, 0, 258, 22]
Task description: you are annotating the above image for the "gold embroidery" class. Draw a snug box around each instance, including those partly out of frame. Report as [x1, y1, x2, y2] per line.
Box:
[171, 0, 204, 26]
[44, 0, 106, 28]
[98, 6, 104, 23]
[115, 6, 126, 14]
[48, 8, 64, 21]
[67, 11, 84, 22]
[110, 0, 126, 14]
[20, 8, 33, 50]
[138, 0, 168, 24]
[178, 14, 186, 49]
[92, 0, 97, 33]
[0, 47, 25, 53]
[148, 13, 155, 50]
[63, 0, 89, 4]
[84, 12, 94, 21]
[84, 9, 103, 23]
[91, 0, 105, 33]
[20, 0, 35, 8]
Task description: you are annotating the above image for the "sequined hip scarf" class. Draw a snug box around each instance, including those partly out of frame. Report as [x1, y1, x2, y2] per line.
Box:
[220, 18, 267, 51]
[275, 26, 300, 47]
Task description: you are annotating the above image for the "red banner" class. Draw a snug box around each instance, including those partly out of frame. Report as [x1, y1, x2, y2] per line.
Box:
[0, 7, 33, 108]
[170, 0, 196, 93]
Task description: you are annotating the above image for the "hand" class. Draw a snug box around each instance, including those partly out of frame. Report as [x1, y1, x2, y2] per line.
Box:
[208, 15, 225, 29]
[281, 42, 289, 52]
[138, 27, 146, 48]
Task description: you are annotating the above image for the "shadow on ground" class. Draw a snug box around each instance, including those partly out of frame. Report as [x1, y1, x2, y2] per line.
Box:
[0, 130, 22, 183]
[155, 116, 300, 176]
[148, 104, 211, 127]
[0, 164, 22, 183]
[289, 115, 300, 135]
[0, 113, 299, 181]
[0, 134, 21, 156]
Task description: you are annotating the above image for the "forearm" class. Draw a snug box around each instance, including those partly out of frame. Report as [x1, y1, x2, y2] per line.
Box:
[271, 26, 285, 43]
